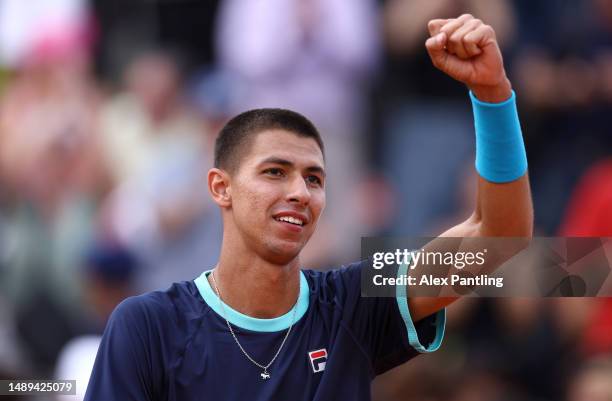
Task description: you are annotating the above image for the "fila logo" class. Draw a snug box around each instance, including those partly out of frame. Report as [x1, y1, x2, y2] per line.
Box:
[308, 348, 327, 373]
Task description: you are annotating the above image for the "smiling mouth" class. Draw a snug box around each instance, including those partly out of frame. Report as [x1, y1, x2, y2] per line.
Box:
[274, 216, 305, 226]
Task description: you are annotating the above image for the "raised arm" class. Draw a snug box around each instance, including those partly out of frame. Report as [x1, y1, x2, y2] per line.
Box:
[408, 14, 533, 322]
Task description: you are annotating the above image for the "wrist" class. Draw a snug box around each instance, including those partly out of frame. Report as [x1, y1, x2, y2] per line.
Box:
[469, 77, 512, 103]
[470, 89, 527, 183]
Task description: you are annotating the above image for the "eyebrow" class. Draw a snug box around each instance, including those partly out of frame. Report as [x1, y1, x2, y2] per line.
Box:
[259, 157, 326, 177]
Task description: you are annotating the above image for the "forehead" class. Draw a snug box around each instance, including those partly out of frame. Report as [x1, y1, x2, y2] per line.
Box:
[242, 129, 324, 168]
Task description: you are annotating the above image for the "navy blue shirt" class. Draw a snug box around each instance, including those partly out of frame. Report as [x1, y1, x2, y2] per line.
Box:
[84, 261, 445, 401]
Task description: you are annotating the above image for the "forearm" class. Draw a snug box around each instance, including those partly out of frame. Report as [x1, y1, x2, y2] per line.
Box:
[408, 175, 533, 322]
[474, 174, 533, 237]
[469, 80, 533, 237]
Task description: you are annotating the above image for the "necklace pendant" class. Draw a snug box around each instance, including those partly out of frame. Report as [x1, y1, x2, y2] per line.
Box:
[261, 371, 271, 380]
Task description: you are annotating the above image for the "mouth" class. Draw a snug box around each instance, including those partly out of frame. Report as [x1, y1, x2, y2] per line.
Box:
[274, 215, 305, 226]
[272, 212, 309, 232]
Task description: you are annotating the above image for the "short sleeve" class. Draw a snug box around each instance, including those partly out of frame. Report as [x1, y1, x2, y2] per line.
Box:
[324, 262, 445, 375]
[396, 262, 445, 353]
[84, 296, 161, 401]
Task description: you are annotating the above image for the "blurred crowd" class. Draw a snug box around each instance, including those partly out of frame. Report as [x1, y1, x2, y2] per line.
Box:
[0, 0, 610, 400]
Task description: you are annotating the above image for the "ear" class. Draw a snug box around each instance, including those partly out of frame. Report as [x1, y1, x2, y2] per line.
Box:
[208, 168, 232, 208]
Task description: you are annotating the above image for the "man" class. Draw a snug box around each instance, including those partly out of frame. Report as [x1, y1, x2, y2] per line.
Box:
[84, 15, 533, 401]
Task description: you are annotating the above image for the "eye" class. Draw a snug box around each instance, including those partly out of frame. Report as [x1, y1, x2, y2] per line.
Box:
[305, 175, 322, 186]
[264, 168, 285, 177]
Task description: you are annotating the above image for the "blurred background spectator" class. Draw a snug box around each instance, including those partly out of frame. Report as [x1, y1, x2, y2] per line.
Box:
[55, 240, 139, 401]
[0, 1, 610, 400]
[97, 48, 222, 293]
[566, 357, 612, 401]
[0, 0, 105, 378]
[511, 0, 612, 234]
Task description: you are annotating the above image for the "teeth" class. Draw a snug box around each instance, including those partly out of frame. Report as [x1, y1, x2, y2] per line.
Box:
[277, 216, 304, 226]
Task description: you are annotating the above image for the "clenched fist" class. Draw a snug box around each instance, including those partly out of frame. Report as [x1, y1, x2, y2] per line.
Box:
[425, 14, 512, 102]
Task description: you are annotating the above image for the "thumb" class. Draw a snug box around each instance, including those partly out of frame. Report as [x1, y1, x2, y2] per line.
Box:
[425, 32, 448, 68]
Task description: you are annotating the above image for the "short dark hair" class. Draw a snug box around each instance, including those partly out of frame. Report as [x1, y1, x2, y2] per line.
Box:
[214, 108, 324, 173]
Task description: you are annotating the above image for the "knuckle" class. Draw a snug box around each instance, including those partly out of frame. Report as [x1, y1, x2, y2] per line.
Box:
[463, 32, 475, 43]
[450, 32, 462, 44]
[461, 13, 474, 20]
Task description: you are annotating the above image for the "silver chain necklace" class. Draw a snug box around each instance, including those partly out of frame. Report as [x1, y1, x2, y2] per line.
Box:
[210, 270, 297, 380]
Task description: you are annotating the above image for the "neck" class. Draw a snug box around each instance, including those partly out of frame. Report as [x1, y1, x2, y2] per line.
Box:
[210, 243, 301, 319]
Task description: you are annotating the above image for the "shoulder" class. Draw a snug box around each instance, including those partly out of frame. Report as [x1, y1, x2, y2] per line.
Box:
[109, 280, 205, 332]
[302, 261, 365, 303]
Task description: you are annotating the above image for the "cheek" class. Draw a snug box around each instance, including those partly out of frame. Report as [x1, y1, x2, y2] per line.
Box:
[311, 192, 326, 218]
[234, 185, 274, 223]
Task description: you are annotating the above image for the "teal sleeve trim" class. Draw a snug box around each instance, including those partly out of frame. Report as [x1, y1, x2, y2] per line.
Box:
[194, 270, 309, 332]
[395, 262, 446, 353]
[470, 90, 528, 183]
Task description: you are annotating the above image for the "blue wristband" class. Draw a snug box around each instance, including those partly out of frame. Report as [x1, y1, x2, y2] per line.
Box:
[470, 90, 527, 183]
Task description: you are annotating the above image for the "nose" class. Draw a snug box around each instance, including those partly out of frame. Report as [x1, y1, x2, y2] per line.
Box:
[286, 175, 311, 205]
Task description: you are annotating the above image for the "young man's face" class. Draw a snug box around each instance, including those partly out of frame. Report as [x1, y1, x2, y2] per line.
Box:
[227, 129, 326, 264]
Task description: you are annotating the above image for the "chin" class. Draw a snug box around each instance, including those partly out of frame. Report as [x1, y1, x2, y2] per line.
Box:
[265, 239, 305, 265]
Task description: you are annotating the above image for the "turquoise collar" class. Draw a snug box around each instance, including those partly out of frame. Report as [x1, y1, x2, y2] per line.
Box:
[194, 270, 309, 332]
